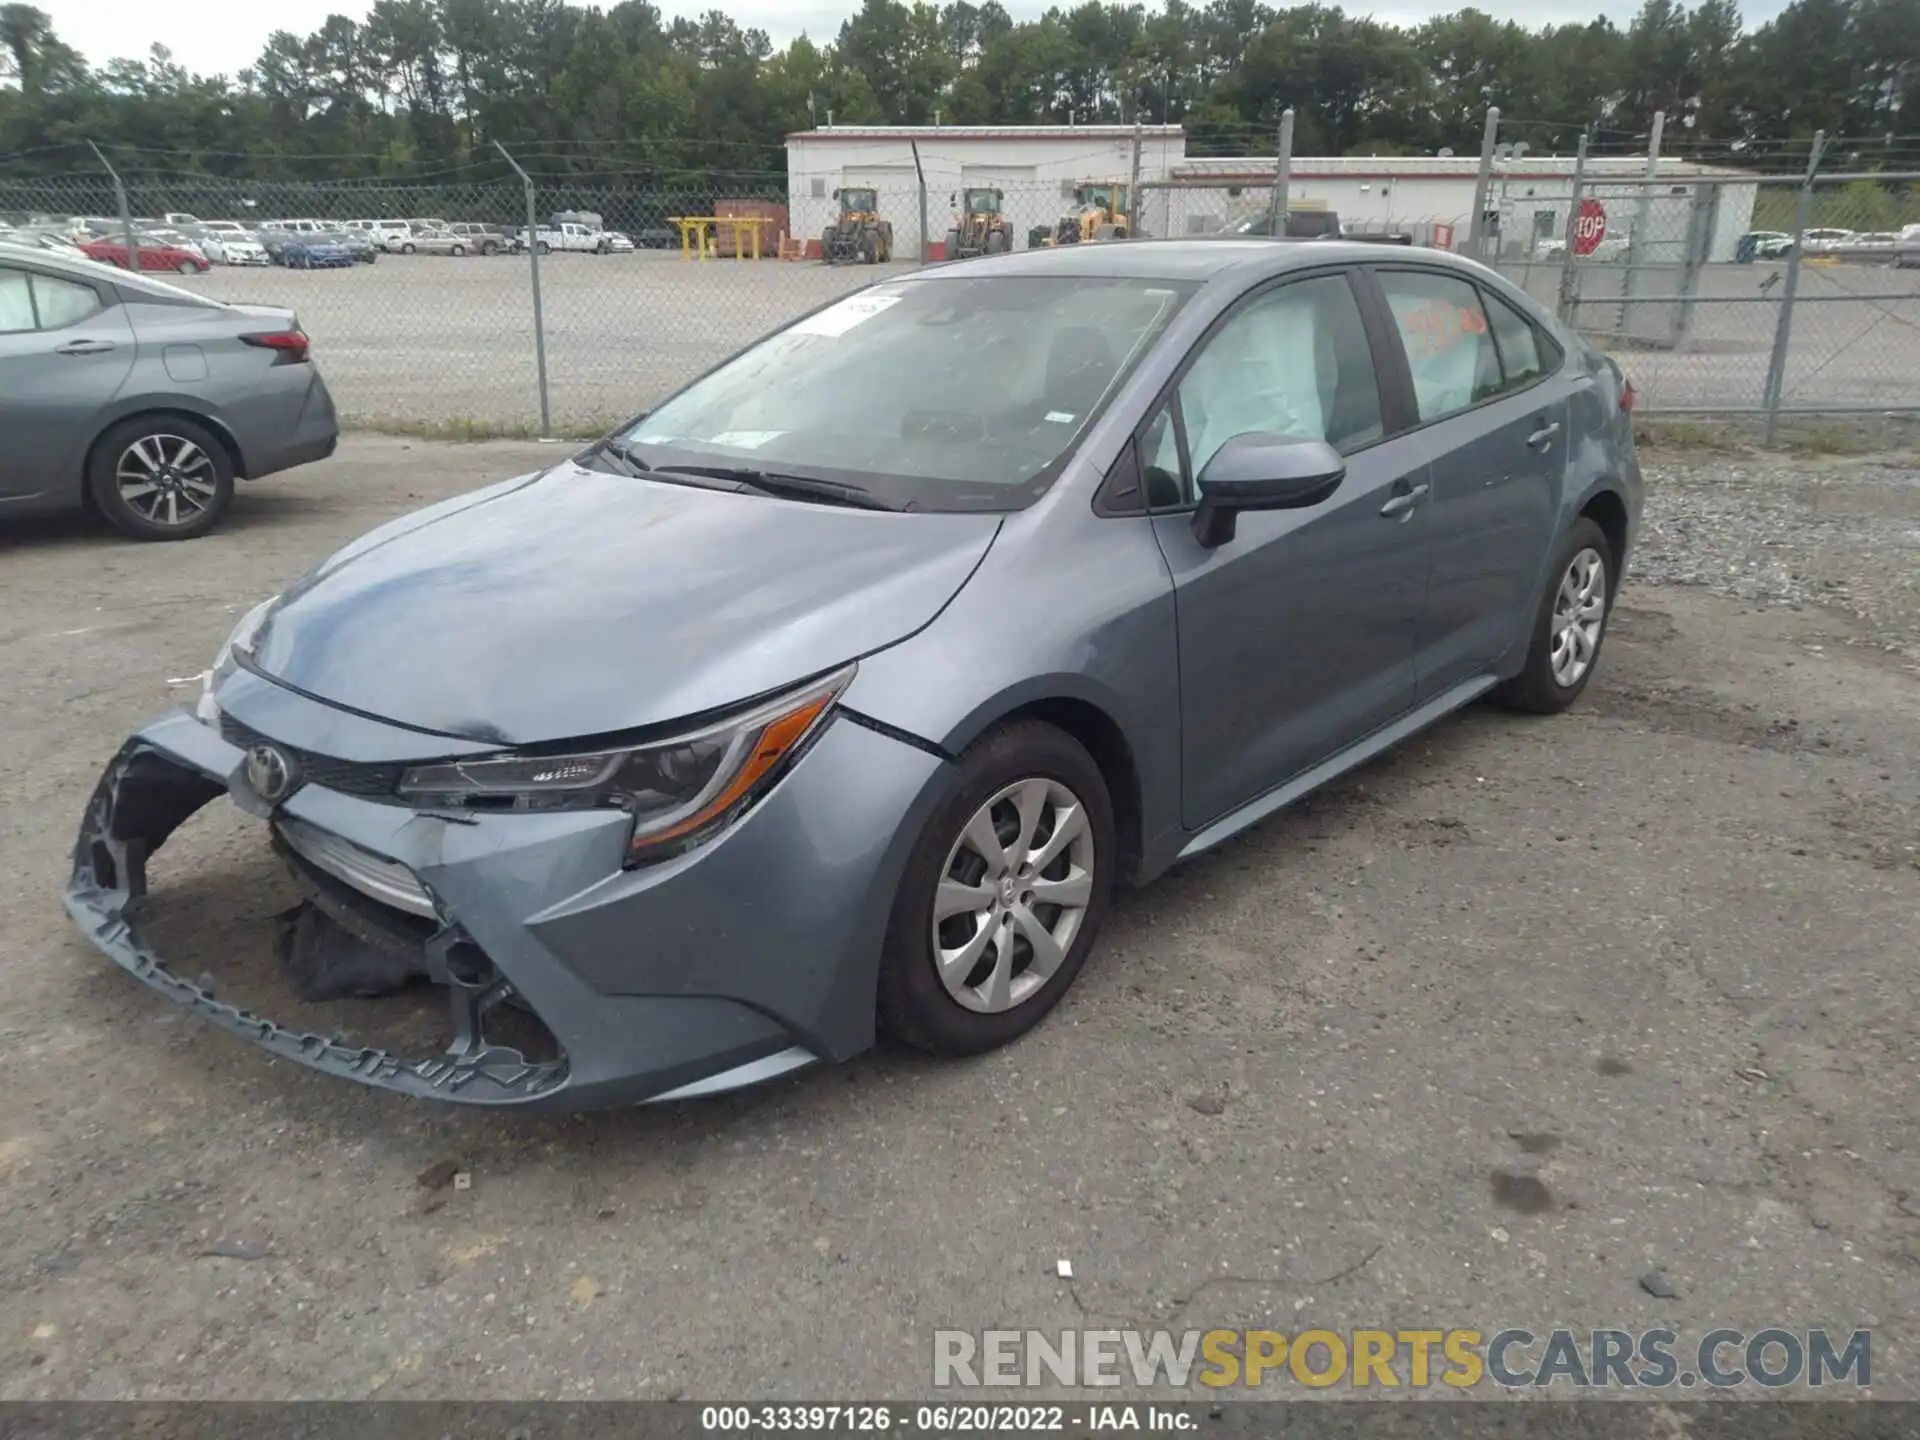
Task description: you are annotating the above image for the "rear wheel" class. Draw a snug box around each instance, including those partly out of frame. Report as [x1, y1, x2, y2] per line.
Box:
[451, 243, 466, 256]
[401, 242, 416, 255]
[87, 416, 234, 542]
[985, 228, 1010, 253]
[878, 721, 1114, 1056]
[1493, 518, 1615, 714]
[944, 228, 963, 260]
[538, 241, 552, 256]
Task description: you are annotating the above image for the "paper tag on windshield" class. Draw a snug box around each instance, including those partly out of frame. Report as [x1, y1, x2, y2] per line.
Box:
[790, 292, 901, 338]
[1045, 411, 1076, 424]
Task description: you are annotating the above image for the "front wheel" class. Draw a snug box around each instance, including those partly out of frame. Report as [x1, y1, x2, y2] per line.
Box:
[87, 416, 235, 541]
[538, 241, 552, 255]
[177, 259, 199, 274]
[401, 242, 416, 255]
[451, 244, 466, 256]
[1493, 517, 1615, 714]
[878, 721, 1114, 1056]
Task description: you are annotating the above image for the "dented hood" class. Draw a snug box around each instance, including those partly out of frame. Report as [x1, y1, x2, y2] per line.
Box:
[248, 462, 1000, 745]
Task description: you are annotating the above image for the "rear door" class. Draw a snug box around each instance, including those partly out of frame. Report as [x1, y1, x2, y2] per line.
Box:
[1364, 266, 1571, 700]
[0, 262, 136, 504]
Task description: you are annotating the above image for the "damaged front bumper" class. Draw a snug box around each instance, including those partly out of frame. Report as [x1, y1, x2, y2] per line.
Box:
[64, 700, 946, 1109]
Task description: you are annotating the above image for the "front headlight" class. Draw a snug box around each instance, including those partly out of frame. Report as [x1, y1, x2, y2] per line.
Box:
[395, 665, 854, 865]
[196, 596, 277, 723]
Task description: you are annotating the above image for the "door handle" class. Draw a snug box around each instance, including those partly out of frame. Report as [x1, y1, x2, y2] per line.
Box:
[54, 339, 116, 356]
[1379, 482, 1430, 519]
[1526, 420, 1561, 450]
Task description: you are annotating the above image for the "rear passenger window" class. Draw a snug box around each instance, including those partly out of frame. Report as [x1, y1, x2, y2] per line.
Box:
[1377, 270, 1502, 422]
[0, 269, 33, 333]
[1481, 287, 1546, 390]
[32, 275, 101, 329]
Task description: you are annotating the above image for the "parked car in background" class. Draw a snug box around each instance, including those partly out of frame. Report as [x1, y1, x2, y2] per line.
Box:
[0, 241, 337, 540]
[1800, 227, 1856, 253]
[530, 220, 619, 254]
[634, 225, 677, 249]
[1839, 231, 1900, 260]
[442, 222, 519, 255]
[77, 237, 209, 274]
[1735, 230, 1793, 262]
[199, 231, 271, 266]
[59, 239, 1641, 1108]
[141, 229, 208, 263]
[390, 226, 469, 256]
[315, 228, 379, 264]
[1896, 224, 1920, 269]
[369, 220, 414, 250]
[162, 212, 201, 228]
[602, 230, 637, 253]
[259, 231, 355, 269]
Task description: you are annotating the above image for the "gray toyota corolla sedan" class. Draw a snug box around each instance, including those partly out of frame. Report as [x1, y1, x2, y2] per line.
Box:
[66, 239, 1640, 1109]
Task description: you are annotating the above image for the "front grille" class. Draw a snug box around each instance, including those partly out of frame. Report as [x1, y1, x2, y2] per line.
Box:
[219, 712, 405, 800]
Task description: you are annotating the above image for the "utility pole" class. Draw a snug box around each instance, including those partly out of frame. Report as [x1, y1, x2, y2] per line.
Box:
[1266, 108, 1294, 233]
[493, 140, 551, 437]
[87, 141, 135, 266]
[910, 138, 929, 263]
[1468, 107, 1501, 258]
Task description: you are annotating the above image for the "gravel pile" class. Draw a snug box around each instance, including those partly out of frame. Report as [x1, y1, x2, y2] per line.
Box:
[1631, 450, 1920, 661]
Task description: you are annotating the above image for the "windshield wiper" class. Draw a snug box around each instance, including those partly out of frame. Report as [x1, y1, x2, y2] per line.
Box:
[586, 440, 743, 492]
[651, 464, 902, 512]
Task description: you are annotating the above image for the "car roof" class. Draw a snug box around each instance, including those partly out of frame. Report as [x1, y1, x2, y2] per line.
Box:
[919, 236, 1490, 285]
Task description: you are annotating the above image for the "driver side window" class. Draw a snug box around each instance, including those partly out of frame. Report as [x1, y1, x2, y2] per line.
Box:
[1149, 273, 1383, 507]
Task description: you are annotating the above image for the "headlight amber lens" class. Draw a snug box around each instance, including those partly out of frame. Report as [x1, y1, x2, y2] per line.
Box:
[395, 666, 853, 862]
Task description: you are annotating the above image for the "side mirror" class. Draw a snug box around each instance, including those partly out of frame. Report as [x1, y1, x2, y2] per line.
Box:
[1191, 434, 1345, 547]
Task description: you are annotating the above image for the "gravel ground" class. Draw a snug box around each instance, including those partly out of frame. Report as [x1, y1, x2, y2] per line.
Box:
[0, 436, 1916, 1408]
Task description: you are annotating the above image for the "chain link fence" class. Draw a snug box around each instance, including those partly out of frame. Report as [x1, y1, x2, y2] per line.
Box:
[4, 143, 1916, 438]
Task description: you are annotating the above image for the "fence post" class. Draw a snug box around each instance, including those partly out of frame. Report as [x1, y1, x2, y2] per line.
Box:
[493, 141, 551, 437]
[1128, 114, 1144, 236]
[1620, 110, 1663, 332]
[1761, 131, 1828, 444]
[1468, 107, 1500, 259]
[1266, 108, 1294, 234]
[1555, 134, 1591, 323]
[910, 139, 929, 263]
[86, 141, 135, 265]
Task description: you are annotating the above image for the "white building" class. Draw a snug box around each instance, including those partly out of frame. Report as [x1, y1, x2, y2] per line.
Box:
[1158, 154, 1758, 263]
[785, 124, 1188, 257]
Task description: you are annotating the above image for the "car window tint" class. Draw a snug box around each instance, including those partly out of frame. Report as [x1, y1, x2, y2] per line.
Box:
[1481, 287, 1544, 390]
[0, 269, 33, 333]
[32, 274, 101, 329]
[1378, 270, 1504, 422]
[1177, 274, 1382, 492]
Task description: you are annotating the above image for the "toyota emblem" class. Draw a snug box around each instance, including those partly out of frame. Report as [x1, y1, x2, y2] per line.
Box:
[244, 744, 298, 803]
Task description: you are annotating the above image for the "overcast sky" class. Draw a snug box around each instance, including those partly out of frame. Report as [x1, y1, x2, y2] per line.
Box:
[43, 0, 1783, 83]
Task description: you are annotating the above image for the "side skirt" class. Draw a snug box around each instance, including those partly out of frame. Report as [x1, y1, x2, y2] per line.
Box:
[1174, 675, 1499, 863]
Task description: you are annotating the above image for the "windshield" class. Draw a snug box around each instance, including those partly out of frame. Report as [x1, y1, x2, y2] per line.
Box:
[841, 190, 877, 211]
[621, 274, 1195, 512]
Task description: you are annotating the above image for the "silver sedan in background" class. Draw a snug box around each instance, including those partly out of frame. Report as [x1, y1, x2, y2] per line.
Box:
[0, 242, 338, 540]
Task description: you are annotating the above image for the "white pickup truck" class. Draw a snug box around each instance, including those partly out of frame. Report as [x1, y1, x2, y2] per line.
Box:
[529, 221, 618, 254]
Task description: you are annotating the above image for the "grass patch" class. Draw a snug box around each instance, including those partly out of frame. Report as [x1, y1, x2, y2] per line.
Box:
[341, 415, 613, 443]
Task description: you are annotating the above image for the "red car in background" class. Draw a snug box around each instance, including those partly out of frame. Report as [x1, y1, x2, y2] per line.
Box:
[76, 239, 209, 275]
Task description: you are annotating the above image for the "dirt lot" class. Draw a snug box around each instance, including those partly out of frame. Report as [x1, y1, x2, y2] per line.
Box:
[1, 438, 1917, 1408]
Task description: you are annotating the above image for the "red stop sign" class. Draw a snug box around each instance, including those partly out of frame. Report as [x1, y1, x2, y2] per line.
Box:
[1573, 197, 1608, 256]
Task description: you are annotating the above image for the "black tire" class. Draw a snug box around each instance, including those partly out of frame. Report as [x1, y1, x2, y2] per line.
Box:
[944, 229, 963, 259]
[877, 721, 1116, 1057]
[481, 241, 498, 256]
[1492, 516, 1616, 714]
[985, 228, 1009, 253]
[451, 244, 466, 256]
[177, 259, 198, 274]
[538, 241, 552, 256]
[87, 415, 235, 542]
[401, 242, 416, 255]
[862, 234, 880, 264]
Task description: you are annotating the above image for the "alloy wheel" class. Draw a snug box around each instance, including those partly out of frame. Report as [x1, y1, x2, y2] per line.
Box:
[1550, 547, 1608, 688]
[931, 778, 1095, 1014]
[115, 435, 219, 528]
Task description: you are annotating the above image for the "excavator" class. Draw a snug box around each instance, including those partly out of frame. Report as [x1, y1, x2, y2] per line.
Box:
[943, 187, 1014, 259]
[820, 187, 894, 264]
[1035, 181, 1132, 247]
